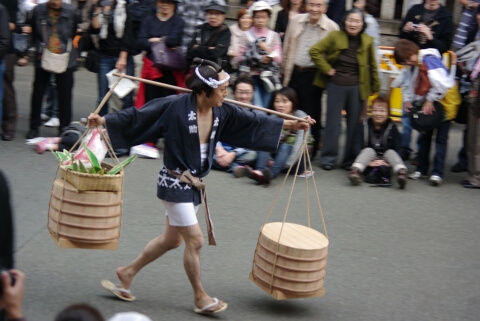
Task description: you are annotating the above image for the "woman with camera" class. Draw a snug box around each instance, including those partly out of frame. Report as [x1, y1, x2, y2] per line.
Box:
[90, 0, 135, 116]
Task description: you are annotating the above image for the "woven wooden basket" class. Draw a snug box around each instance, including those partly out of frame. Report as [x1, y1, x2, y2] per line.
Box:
[60, 162, 124, 192]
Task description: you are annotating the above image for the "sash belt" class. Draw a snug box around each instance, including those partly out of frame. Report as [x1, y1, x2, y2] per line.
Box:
[166, 169, 216, 246]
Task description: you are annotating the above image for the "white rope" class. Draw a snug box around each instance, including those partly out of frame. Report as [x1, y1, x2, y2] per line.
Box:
[195, 66, 230, 88]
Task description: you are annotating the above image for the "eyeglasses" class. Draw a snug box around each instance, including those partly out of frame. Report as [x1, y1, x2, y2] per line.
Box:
[307, 3, 324, 8]
[235, 90, 254, 95]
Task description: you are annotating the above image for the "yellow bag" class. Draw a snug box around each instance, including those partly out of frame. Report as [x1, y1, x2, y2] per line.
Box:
[439, 84, 461, 121]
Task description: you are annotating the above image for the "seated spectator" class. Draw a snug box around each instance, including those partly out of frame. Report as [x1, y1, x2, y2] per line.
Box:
[186, 0, 231, 71]
[394, 39, 454, 186]
[54, 303, 104, 321]
[213, 76, 259, 174]
[34, 120, 88, 154]
[134, 0, 185, 107]
[238, 1, 283, 108]
[237, 87, 312, 185]
[274, 0, 305, 41]
[349, 96, 408, 189]
[90, 0, 135, 116]
[227, 8, 252, 74]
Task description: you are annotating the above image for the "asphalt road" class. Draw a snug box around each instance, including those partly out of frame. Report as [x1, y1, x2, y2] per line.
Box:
[1, 65, 479, 321]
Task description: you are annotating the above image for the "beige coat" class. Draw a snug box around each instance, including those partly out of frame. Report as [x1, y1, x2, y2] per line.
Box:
[281, 13, 339, 86]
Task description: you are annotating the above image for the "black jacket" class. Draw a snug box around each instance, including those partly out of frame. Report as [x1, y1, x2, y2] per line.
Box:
[352, 118, 402, 158]
[31, 3, 80, 69]
[186, 22, 231, 68]
[0, 3, 10, 59]
[0, 0, 17, 54]
[399, 4, 453, 54]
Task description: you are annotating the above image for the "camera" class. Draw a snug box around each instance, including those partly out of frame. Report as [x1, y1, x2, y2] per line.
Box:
[0, 268, 16, 296]
[412, 23, 420, 31]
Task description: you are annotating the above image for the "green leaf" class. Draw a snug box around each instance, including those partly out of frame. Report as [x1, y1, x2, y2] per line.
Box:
[52, 150, 62, 162]
[83, 144, 100, 169]
[78, 160, 88, 173]
[88, 167, 97, 174]
[63, 165, 73, 170]
[97, 169, 105, 175]
[71, 155, 79, 172]
[107, 154, 137, 175]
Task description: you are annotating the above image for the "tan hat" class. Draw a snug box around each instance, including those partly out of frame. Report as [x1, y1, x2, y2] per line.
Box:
[249, 1, 273, 15]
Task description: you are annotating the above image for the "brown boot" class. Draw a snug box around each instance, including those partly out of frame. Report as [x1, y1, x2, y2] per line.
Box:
[348, 167, 361, 186]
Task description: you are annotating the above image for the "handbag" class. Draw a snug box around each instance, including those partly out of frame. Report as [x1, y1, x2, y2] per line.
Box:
[151, 38, 186, 70]
[12, 33, 29, 54]
[85, 50, 99, 73]
[410, 101, 444, 133]
[40, 20, 71, 74]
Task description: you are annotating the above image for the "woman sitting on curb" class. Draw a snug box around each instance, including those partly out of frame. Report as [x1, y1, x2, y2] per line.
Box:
[349, 96, 408, 189]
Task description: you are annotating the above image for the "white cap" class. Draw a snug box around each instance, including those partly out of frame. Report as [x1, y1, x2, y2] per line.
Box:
[249, 1, 273, 15]
[108, 312, 153, 321]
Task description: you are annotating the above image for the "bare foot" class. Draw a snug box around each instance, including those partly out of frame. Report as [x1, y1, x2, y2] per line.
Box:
[116, 266, 134, 299]
[195, 296, 227, 313]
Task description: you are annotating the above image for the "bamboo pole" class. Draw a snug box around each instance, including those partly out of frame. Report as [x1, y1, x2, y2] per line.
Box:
[112, 72, 311, 123]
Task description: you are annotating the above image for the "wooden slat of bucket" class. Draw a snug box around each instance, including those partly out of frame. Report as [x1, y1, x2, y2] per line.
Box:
[251, 222, 329, 298]
[48, 179, 123, 248]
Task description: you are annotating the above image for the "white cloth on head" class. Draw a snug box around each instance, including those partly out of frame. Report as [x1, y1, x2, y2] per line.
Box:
[108, 312, 153, 321]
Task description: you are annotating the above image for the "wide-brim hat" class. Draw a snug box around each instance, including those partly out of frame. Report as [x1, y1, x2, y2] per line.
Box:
[249, 1, 273, 15]
[204, 0, 227, 13]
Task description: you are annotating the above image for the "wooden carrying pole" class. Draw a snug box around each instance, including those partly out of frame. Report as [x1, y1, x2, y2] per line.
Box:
[112, 73, 310, 123]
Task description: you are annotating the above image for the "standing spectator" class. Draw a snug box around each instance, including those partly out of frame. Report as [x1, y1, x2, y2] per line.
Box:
[452, 0, 480, 50]
[90, 0, 135, 117]
[176, 0, 208, 55]
[186, 0, 231, 71]
[394, 40, 454, 186]
[213, 76, 259, 174]
[274, 0, 305, 40]
[135, 0, 185, 106]
[0, 3, 9, 144]
[265, 0, 282, 30]
[227, 8, 252, 73]
[462, 56, 480, 189]
[26, 0, 80, 139]
[326, 0, 345, 24]
[353, 0, 380, 59]
[398, 0, 453, 161]
[0, 0, 16, 142]
[349, 96, 408, 189]
[309, 8, 379, 170]
[238, 87, 313, 185]
[282, 0, 338, 158]
[238, 1, 282, 108]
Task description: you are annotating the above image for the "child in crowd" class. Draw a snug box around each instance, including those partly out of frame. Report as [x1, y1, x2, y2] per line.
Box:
[349, 96, 408, 189]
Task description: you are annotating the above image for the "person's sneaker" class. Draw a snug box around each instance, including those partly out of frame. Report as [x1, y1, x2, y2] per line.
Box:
[409, 171, 427, 180]
[260, 71, 275, 93]
[44, 117, 60, 127]
[397, 169, 407, 189]
[451, 163, 467, 173]
[348, 168, 362, 186]
[233, 165, 250, 178]
[262, 168, 272, 186]
[429, 175, 443, 186]
[41, 113, 50, 121]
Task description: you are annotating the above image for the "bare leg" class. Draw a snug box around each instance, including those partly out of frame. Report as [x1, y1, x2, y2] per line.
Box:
[177, 224, 226, 312]
[116, 217, 183, 297]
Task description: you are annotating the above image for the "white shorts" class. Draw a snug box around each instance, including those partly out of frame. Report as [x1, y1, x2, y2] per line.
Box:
[163, 200, 199, 227]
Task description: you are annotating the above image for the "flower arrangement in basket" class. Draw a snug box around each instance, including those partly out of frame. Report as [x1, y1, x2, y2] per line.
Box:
[52, 128, 137, 192]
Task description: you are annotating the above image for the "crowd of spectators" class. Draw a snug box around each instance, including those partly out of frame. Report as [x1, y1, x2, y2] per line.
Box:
[0, 0, 479, 192]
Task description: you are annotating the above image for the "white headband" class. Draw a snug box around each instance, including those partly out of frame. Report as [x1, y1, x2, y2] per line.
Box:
[195, 66, 230, 88]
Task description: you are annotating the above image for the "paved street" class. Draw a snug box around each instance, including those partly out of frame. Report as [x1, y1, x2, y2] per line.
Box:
[1, 64, 479, 321]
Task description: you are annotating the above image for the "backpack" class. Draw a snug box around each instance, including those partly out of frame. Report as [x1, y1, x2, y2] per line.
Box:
[127, 0, 156, 22]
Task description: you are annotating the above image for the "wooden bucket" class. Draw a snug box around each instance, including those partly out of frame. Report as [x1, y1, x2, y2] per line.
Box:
[250, 222, 329, 300]
[48, 178, 123, 250]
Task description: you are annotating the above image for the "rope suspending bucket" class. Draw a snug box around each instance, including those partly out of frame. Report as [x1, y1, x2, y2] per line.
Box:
[47, 75, 126, 250]
[250, 134, 329, 300]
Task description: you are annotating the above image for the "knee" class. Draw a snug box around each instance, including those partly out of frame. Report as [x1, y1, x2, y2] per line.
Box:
[165, 237, 183, 251]
[187, 235, 204, 252]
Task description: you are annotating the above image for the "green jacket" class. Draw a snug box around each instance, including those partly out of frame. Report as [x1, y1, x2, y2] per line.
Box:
[309, 30, 379, 100]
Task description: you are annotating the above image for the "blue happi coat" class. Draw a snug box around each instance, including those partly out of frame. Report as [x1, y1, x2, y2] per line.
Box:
[105, 93, 284, 205]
